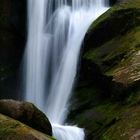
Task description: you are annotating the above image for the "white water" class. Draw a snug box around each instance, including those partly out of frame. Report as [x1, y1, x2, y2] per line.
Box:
[24, 0, 109, 140]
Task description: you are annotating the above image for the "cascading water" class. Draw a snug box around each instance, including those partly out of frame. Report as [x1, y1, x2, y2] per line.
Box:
[24, 0, 109, 140]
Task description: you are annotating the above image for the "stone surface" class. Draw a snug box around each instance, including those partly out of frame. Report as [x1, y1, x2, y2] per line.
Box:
[101, 106, 140, 140]
[0, 113, 55, 140]
[0, 99, 52, 136]
[68, 0, 140, 139]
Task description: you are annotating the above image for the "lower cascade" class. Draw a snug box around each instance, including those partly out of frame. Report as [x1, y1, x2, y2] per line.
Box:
[23, 0, 109, 140]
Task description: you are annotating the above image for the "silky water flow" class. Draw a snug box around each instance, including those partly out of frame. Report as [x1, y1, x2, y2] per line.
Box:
[23, 0, 109, 139]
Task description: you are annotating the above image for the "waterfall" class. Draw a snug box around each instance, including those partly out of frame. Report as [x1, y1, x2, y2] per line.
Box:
[24, 0, 109, 140]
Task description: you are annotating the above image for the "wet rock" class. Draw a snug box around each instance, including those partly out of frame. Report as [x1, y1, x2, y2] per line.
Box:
[0, 99, 52, 136]
[69, 0, 140, 139]
[0, 113, 55, 140]
[83, 0, 140, 93]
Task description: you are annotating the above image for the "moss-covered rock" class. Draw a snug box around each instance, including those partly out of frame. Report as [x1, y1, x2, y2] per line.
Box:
[69, 0, 140, 139]
[101, 106, 140, 140]
[0, 113, 55, 140]
[0, 99, 52, 136]
[84, 0, 140, 86]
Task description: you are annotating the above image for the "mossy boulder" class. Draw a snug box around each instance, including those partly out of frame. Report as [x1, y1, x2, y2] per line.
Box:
[0, 113, 55, 140]
[69, 0, 140, 139]
[0, 99, 52, 136]
[84, 0, 140, 86]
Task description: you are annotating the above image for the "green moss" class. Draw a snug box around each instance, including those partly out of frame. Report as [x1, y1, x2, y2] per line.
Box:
[0, 114, 55, 140]
[88, 0, 140, 32]
[95, 103, 121, 122]
[126, 89, 140, 107]
[85, 27, 140, 65]
[101, 106, 140, 140]
[84, 26, 140, 85]
[84, 0, 140, 65]
[71, 84, 140, 139]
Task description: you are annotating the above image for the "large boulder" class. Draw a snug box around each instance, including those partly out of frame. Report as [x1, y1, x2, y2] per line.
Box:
[0, 113, 55, 140]
[84, 0, 140, 86]
[69, 0, 140, 139]
[79, 0, 140, 100]
[0, 99, 52, 136]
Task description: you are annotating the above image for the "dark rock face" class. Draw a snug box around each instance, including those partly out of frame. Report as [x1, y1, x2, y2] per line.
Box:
[0, 0, 26, 99]
[0, 99, 52, 136]
[109, 0, 127, 6]
[109, 0, 117, 6]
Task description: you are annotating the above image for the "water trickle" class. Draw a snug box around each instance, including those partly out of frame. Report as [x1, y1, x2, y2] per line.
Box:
[23, 0, 109, 140]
